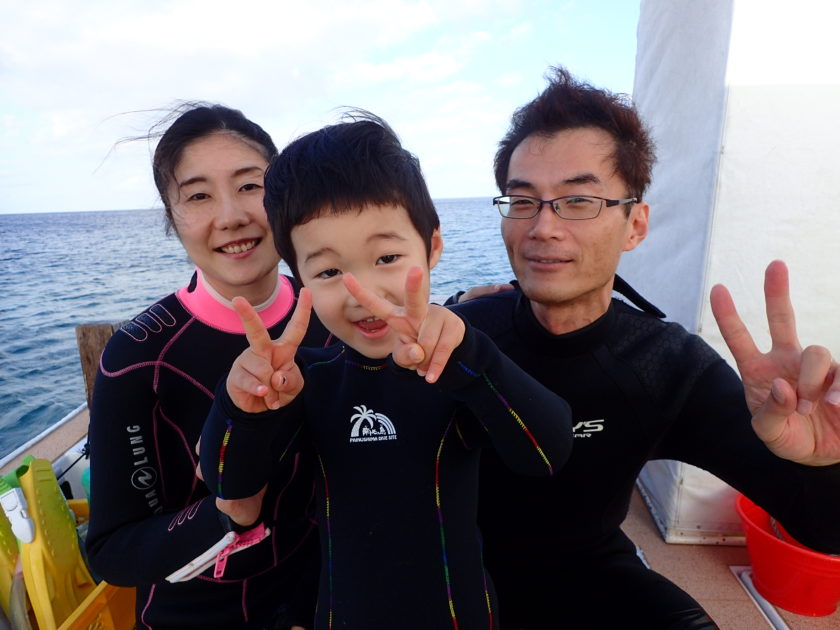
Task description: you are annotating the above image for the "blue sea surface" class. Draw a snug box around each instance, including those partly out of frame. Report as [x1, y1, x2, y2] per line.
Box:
[0, 198, 511, 457]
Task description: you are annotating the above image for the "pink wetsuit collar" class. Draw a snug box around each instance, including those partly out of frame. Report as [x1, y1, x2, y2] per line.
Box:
[176, 270, 296, 334]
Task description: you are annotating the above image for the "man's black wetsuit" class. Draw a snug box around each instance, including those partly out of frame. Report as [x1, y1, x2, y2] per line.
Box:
[86, 271, 331, 629]
[202, 322, 573, 630]
[450, 279, 840, 630]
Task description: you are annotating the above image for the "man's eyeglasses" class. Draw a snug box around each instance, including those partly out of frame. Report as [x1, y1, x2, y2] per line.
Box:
[493, 194, 637, 220]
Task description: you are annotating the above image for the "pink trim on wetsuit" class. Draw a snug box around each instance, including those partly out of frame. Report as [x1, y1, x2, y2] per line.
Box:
[176, 269, 296, 334]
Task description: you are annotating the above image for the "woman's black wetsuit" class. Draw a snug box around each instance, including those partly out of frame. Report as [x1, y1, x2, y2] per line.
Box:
[86, 271, 331, 629]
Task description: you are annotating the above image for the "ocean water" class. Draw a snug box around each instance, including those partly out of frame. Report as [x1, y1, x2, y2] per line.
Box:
[0, 198, 512, 457]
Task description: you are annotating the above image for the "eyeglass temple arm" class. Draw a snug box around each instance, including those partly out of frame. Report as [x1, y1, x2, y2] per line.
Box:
[605, 197, 637, 207]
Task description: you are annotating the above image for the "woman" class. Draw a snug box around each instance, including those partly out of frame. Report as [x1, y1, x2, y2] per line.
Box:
[85, 105, 330, 630]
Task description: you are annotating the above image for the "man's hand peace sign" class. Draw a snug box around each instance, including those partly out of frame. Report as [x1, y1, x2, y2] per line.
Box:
[711, 260, 840, 466]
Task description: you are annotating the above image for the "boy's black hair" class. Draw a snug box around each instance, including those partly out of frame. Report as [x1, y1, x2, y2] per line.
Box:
[264, 110, 440, 280]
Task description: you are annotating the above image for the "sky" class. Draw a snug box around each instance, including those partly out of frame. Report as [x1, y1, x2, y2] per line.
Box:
[0, 0, 640, 214]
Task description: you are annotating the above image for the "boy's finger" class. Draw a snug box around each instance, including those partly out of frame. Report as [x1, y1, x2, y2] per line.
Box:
[403, 266, 427, 324]
[236, 351, 278, 390]
[391, 343, 425, 370]
[227, 370, 270, 403]
[233, 296, 274, 353]
[343, 273, 395, 320]
[263, 389, 281, 410]
[216, 489, 265, 527]
[423, 345, 453, 384]
[423, 316, 464, 384]
[270, 366, 304, 393]
[415, 306, 445, 376]
[279, 289, 313, 350]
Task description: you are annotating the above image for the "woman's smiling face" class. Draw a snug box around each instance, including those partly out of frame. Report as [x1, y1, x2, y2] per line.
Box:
[170, 132, 280, 304]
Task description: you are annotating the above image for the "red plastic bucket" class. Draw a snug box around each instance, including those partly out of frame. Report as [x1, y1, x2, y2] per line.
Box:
[736, 494, 840, 616]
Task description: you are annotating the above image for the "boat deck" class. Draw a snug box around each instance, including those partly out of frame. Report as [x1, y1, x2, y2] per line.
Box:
[622, 487, 840, 629]
[0, 408, 90, 476]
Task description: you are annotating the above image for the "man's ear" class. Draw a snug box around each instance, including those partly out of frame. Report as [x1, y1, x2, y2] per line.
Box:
[623, 202, 649, 252]
[428, 228, 444, 269]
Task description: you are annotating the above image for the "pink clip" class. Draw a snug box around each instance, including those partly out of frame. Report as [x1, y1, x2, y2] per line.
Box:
[213, 523, 271, 578]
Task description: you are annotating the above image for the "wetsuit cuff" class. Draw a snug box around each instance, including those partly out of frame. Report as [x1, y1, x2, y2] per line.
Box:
[218, 510, 259, 535]
[200, 380, 299, 499]
[443, 291, 465, 306]
[435, 318, 495, 392]
[784, 461, 840, 553]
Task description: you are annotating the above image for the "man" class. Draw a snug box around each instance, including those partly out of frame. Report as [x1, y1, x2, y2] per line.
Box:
[452, 67, 840, 629]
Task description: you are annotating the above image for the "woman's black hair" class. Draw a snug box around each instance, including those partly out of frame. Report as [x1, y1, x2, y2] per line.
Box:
[148, 103, 277, 233]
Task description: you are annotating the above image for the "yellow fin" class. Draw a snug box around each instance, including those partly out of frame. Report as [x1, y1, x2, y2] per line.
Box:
[18, 459, 95, 630]
[0, 507, 17, 618]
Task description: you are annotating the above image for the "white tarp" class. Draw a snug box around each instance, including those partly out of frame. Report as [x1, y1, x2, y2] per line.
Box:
[625, 0, 840, 543]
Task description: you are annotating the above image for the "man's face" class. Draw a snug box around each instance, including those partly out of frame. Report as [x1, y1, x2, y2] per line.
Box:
[500, 127, 648, 331]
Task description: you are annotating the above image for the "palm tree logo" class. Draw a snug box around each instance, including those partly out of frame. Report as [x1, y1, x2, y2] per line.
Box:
[349, 405, 397, 439]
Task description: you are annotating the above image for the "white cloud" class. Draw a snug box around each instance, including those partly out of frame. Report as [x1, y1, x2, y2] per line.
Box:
[0, 0, 640, 213]
[497, 72, 523, 88]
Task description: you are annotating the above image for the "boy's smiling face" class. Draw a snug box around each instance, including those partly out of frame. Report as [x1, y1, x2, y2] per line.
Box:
[292, 204, 442, 358]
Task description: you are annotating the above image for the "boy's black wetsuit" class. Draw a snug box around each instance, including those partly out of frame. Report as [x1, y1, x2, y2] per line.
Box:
[202, 321, 573, 630]
[86, 271, 331, 630]
[450, 278, 840, 630]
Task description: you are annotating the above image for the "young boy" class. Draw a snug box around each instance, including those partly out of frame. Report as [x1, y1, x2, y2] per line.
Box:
[200, 113, 573, 629]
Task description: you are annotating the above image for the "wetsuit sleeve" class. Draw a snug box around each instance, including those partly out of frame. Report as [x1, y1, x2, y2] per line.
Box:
[200, 380, 306, 500]
[655, 359, 840, 554]
[435, 319, 573, 477]
[443, 291, 465, 306]
[85, 343, 235, 585]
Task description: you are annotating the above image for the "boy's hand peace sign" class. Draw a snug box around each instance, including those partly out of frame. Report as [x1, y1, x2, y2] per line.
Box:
[198, 291, 310, 529]
[226, 290, 312, 413]
[711, 260, 840, 466]
[343, 266, 465, 383]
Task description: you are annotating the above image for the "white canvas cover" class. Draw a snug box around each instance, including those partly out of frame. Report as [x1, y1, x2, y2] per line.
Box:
[626, 0, 840, 543]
